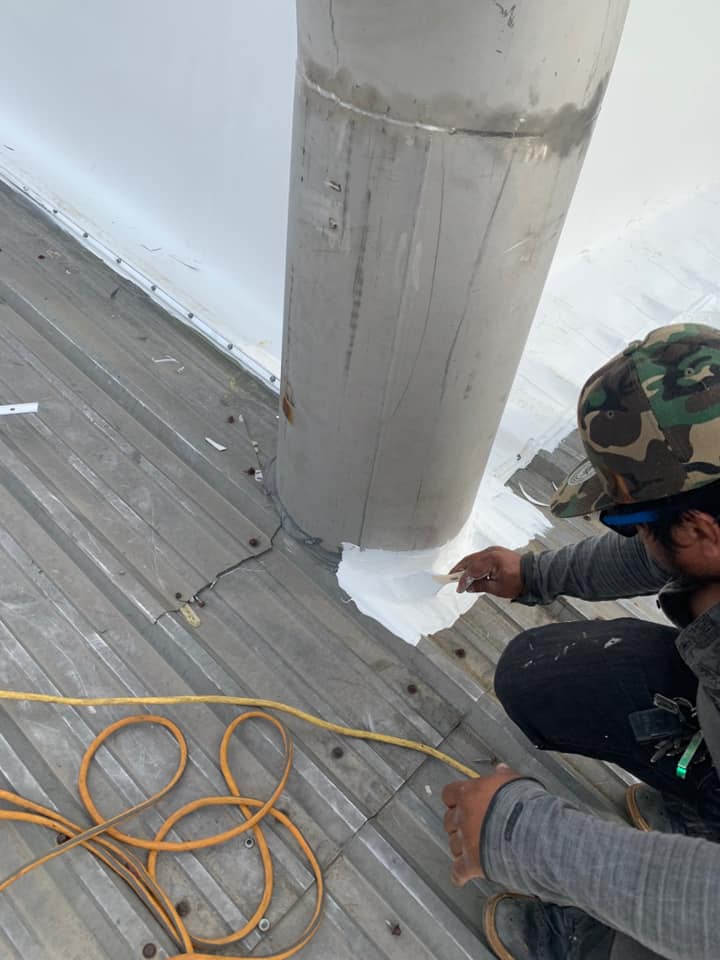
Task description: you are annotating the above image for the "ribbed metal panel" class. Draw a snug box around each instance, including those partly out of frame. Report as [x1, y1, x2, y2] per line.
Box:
[0, 180, 639, 959]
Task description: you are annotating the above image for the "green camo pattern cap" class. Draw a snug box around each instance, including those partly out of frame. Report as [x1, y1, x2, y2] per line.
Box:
[551, 321, 720, 518]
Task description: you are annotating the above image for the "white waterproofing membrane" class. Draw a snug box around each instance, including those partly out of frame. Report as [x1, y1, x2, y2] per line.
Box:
[339, 184, 720, 644]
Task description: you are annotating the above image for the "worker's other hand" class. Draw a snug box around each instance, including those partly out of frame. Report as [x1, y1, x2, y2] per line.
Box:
[442, 765, 522, 886]
[450, 547, 524, 597]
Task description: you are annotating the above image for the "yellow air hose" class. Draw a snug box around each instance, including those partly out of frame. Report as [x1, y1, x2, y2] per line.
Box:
[0, 690, 478, 960]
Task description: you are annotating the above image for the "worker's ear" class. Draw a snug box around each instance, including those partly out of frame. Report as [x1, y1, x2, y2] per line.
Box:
[677, 510, 720, 558]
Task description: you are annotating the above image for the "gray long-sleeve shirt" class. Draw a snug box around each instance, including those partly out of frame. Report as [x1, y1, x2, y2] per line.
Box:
[479, 533, 720, 960]
[482, 780, 720, 960]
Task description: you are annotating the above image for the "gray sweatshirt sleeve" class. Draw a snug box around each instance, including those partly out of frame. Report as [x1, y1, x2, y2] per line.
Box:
[517, 532, 669, 606]
[482, 780, 720, 960]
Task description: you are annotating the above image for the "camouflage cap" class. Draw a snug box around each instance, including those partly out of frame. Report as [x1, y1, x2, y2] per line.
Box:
[551, 321, 720, 518]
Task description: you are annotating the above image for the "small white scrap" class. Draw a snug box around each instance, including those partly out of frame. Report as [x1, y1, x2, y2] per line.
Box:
[152, 357, 179, 364]
[0, 402, 39, 416]
[424, 785, 432, 797]
[205, 437, 227, 452]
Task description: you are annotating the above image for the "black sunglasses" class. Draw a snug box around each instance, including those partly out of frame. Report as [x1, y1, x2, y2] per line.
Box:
[600, 498, 720, 538]
[599, 508, 660, 538]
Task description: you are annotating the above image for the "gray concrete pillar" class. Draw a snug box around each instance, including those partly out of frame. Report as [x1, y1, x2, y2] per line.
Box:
[276, 0, 629, 553]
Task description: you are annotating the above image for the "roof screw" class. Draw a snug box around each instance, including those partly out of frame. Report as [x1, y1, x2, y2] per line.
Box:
[227, 343, 234, 350]
[249, 537, 260, 548]
[196, 598, 206, 608]
[454, 648, 467, 659]
[258, 918, 271, 934]
[175, 900, 191, 918]
[142, 945, 157, 958]
[227, 415, 235, 423]
[270, 375, 277, 383]
[187, 312, 194, 319]
[245, 836, 255, 849]
[386, 920, 402, 937]
[56, 833, 70, 845]
[175, 592, 183, 600]
[407, 683, 418, 695]
[332, 746, 344, 760]
[150, 284, 157, 292]
[246, 467, 256, 476]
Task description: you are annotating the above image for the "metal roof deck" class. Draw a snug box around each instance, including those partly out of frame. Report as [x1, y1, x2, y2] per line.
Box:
[0, 180, 660, 959]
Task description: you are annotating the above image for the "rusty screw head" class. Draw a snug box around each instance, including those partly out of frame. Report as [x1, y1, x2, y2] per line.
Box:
[174, 592, 182, 600]
[331, 746, 344, 760]
[227, 415, 235, 423]
[454, 648, 467, 659]
[56, 833, 70, 845]
[196, 598, 206, 608]
[407, 683, 418, 695]
[142, 944, 157, 959]
[249, 537, 260, 548]
[390, 923, 402, 937]
[175, 900, 191, 918]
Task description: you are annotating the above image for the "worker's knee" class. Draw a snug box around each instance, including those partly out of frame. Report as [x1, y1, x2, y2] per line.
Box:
[494, 626, 548, 728]
[493, 622, 585, 744]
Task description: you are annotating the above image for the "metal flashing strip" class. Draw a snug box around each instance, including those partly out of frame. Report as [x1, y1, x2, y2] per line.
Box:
[0, 403, 39, 416]
[0, 161, 281, 396]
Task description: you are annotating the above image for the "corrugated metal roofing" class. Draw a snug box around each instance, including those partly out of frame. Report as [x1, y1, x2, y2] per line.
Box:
[0, 180, 660, 959]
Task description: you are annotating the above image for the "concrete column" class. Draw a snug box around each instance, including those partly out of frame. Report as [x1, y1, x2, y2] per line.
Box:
[276, 0, 629, 553]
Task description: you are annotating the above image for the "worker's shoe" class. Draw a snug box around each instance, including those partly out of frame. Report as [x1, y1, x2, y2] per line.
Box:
[483, 893, 614, 960]
[626, 783, 720, 842]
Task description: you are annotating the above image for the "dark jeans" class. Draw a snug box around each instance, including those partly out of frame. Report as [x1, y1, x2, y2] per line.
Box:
[494, 617, 720, 817]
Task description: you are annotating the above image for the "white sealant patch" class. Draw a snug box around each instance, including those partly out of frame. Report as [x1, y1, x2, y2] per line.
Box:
[339, 183, 720, 645]
[338, 478, 551, 646]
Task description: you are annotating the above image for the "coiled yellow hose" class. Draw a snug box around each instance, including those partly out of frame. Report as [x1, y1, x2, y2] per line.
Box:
[0, 690, 477, 959]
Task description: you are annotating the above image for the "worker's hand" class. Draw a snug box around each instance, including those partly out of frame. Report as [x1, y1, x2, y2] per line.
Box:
[450, 547, 524, 597]
[442, 766, 523, 886]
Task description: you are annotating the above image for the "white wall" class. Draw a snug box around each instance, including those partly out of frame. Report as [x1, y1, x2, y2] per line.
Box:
[0, 0, 718, 381]
[555, 0, 720, 262]
[0, 0, 296, 380]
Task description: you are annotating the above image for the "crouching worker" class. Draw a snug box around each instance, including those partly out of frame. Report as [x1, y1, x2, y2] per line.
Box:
[445, 323, 720, 960]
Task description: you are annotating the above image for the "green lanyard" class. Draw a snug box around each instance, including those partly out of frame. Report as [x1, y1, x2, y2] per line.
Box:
[676, 731, 705, 780]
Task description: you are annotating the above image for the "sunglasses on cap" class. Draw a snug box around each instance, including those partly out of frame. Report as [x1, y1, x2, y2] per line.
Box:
[599, 496, 713, 538]
[599, 507, 664, 538]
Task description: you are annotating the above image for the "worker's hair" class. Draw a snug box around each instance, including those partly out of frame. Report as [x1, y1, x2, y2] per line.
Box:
[644, 478, 720, 551]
